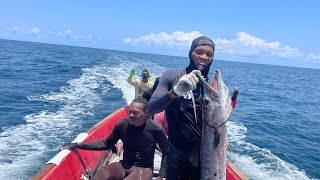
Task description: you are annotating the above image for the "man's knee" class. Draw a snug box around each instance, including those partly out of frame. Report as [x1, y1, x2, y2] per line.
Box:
[125, 167, 153, 180]
[93, 167, 108, 180]
[144, 168, 153, 178]
[94, 163, 125, 180]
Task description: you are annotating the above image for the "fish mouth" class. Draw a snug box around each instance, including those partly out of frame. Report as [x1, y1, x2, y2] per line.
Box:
[195, 73, 219, 97]
[213, 70, 221, 80]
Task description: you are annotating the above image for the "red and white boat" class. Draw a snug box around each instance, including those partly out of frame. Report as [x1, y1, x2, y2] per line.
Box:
[32, 107, 248, 180]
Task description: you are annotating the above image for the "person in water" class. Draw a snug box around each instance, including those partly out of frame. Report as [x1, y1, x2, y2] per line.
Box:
[61, 97, 168, 180]
[147, 36, 238, 179]
[127, 68, 154, 98]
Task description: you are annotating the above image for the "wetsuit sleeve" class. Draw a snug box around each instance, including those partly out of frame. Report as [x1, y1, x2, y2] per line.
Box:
[148, 69, 182, 116]
[127, 75, 139, 86]
[155, 128, 168, 178]
[77, 122, 120, 151]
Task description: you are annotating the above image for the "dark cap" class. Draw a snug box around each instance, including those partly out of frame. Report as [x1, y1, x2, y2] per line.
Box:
[190, 36, 215, 52]
[188, 36, 215, 60]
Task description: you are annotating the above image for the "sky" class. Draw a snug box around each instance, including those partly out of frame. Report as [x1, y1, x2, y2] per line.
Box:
[1, 1, 320, 69]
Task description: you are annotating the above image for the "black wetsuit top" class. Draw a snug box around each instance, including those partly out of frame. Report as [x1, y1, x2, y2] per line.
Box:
[78, 118, 168, 171]
[148, 68, 205, 168]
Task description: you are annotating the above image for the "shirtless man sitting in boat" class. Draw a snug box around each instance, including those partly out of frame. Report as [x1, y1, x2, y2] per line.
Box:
[61, 97, 168, 180]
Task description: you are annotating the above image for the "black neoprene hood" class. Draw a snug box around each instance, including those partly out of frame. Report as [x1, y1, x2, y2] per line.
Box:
[186, 36, 215, 78]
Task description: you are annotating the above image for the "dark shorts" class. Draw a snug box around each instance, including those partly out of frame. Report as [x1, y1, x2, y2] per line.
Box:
[166, 153, 200, 180]
[166, 140, 201, 180]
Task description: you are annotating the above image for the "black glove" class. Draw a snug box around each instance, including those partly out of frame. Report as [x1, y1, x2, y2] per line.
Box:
[61, 142, 78, 151]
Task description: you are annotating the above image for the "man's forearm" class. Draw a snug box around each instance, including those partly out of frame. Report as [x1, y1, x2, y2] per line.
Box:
[77, 140, 109, 151]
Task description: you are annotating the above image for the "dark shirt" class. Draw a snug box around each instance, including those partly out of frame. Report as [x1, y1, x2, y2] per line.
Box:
[78, 118, 168, 170]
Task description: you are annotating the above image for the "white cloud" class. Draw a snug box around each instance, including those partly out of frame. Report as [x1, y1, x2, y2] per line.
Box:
[55, 29, 93, 41]
[31, 27, 40, 34]
[74, 34, 93, 41]
[123, 31, 320, 62]
[2, 25, 94, 43]
[6, 26, 23, 34]
[65, 29, 72, 35]
[306, 53, 320, 62]
[58, 29, 73, 38]
[5, 26, 41, 36]
[123, 31, 203, 49]
[216, 32, 303, 59]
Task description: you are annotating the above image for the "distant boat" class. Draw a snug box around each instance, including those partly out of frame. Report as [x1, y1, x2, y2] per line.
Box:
[32, 107, 248, 180]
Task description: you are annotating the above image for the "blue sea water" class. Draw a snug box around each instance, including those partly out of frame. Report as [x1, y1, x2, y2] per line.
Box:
[0, 39, 319, 180]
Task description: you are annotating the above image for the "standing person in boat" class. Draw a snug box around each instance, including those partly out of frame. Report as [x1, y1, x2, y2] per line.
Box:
[127, 68, 154, 98]
[147, 36, 239, 179]
[61, 97, 167, 180]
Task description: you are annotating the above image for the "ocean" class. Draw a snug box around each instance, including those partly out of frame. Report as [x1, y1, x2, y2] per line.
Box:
[0, 39, 319, 180]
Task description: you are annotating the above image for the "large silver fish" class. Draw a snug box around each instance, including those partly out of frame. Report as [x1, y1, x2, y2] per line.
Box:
[198, 70, 233, 180]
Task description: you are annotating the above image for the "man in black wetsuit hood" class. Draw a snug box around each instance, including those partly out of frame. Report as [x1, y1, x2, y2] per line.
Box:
[186, 35, 215, 78]
[148, 36, 238, 180]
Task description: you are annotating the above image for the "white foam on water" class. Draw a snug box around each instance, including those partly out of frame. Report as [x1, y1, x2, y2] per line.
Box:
[227, 121, 317, 180]
[0, 65, 112, 179]
[0, 54, 166, 179]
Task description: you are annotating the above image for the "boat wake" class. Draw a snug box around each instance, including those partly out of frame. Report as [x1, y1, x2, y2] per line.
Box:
[227, 121, 317, 180]
[0, 61, 113, 179]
